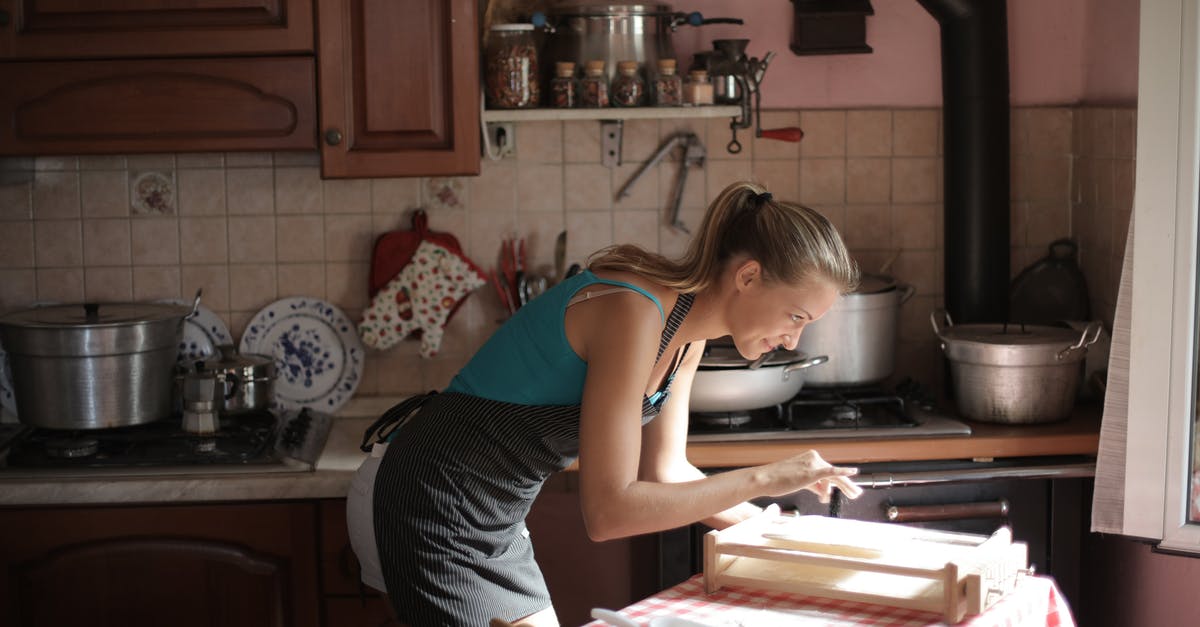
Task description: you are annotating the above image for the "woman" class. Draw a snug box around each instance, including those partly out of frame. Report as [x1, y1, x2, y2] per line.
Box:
[347, 181, 864, 626]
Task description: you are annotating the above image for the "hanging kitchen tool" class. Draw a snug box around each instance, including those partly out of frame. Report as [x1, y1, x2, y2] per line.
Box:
[710, 39, 804, 153]
[1009, 238, 1091, 325]
[616, 132, 705, 233]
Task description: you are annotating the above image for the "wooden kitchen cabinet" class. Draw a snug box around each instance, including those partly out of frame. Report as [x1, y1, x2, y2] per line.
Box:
[0, 0, 314, 59]
[0, 57, 318, 155]
[318, 499, 399, 626]
[316, 0, 481, 178]
[0, 502, 321, 627]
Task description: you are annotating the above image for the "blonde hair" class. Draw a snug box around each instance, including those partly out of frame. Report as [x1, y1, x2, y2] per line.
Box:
[589, 181, 859, 294]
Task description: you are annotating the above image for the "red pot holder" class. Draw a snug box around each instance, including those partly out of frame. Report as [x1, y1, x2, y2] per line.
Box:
[359, 210, 487, 357]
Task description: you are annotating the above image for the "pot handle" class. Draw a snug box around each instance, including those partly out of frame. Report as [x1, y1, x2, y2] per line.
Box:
[782, 355, 829, 380]
[187, 288, 203, 320]
[930, 308, 954, 338]
[1057, 320, 1104, 360]
[222, 372, 241, 401]
[898, 283, 916, 305]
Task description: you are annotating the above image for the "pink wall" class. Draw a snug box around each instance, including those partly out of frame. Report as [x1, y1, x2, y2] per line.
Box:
[670, 0, 1137, 108]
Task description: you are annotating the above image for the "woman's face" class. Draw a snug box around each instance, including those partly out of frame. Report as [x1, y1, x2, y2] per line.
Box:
[726, 262, 840, 359]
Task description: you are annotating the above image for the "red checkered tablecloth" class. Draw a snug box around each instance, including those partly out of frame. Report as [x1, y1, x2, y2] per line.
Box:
[582, 574, 1075, 627]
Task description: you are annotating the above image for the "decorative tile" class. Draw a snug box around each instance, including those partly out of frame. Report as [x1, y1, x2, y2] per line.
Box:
[426, 177, 466, 210]
[130, 171, 176, 215]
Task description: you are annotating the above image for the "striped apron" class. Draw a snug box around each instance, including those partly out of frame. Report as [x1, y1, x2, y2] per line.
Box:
[358, 292, 694, 625]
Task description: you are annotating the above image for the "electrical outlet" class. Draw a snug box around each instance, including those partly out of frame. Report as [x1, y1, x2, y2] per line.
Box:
[487, 122, 517, 158]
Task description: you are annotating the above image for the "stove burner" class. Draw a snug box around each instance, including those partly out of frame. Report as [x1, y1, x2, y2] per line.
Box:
[829, 403, 861, 422]
[45, 437, 99, 459]
[694, 411, 753, 427]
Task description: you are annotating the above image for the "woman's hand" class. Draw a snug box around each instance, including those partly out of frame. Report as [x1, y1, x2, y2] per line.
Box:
[759, 450, 863, 503]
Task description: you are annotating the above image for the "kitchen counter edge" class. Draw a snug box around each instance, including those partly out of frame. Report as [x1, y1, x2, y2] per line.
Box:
[0, 401, 1102, 507]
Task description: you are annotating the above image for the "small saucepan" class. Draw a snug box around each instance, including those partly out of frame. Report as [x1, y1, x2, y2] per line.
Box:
[201, 344, 276, 414]
[689, 340, 828, 412]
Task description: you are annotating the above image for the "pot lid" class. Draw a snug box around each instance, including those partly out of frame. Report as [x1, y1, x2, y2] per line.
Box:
[549, 2, 674, 16]
[700, 342, 811, 369]
[938, 323, 1081, 347]
[0, 302, 191, 328]
[851, 273, 897, 295]
[203, 344, 276, 379]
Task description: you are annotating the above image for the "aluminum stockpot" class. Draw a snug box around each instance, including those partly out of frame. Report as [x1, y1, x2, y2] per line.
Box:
[689, 342, 828, 412]
[0, 301, 193, 429]
[797, 274, 914, 387]
[932, 310, 1102, 424]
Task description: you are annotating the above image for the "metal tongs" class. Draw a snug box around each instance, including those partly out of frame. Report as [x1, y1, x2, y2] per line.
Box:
[615, 132, 705, 233]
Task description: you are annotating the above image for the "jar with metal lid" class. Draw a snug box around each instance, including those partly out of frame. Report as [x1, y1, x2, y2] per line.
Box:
[651, 58, 682, 106]
[579, 59, 610, 108]
[684, 69, 714, 105]
[549, 61, 579, 108]
[484, 24, 540, 109]
[611, 60, 645, 107]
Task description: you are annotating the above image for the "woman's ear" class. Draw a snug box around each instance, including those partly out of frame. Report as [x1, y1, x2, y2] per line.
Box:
[734, 259, 761, 292]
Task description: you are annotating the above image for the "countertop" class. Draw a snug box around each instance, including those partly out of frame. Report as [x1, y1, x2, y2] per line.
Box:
[0, 401, 1101, 507]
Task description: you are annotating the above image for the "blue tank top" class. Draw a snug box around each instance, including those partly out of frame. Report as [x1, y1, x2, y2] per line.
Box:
[444, 270, 664, 405]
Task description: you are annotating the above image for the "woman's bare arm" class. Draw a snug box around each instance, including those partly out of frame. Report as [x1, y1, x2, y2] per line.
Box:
[575, 295, 860, 541]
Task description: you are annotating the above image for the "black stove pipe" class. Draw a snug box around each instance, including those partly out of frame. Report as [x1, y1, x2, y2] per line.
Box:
[917, 0, 1011, 323]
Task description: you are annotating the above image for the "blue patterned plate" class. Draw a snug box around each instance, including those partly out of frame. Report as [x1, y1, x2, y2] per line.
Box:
[239, 297, 364, 413]
[160, 299, 233, 366]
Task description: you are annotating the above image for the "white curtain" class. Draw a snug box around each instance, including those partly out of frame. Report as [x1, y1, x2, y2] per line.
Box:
[1091, 216, 1135, 533]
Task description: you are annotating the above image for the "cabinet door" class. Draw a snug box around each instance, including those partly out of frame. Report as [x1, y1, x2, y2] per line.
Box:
[317, 0, 480, 178]
[0, 0, 314, 59]
[0, 57, 317, 155]
[0, 502, 320, 627]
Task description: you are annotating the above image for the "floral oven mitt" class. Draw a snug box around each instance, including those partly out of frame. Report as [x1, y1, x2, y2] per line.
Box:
[359, 240, 486, 358]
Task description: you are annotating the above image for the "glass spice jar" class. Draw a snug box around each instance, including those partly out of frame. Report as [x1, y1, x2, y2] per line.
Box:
[684, 69, 714, 106]
[549, 61, 579, 108]
[484, 24, 539, 109]
[580, 60, 610, 108]
[651, 58, 683, 106]
[611, 60, 646, 107]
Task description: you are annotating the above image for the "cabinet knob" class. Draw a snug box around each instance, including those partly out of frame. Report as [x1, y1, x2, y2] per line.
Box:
[324, 128, 343, 146]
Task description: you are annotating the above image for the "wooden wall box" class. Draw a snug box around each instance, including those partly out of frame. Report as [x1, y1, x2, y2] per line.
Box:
[789, 0, 874, 56]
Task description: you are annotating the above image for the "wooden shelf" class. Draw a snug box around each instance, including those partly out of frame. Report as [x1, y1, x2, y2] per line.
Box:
[481, 105, 742, 122]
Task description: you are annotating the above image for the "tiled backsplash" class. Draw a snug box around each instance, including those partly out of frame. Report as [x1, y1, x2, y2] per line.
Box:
[0, 105, 1134, 399]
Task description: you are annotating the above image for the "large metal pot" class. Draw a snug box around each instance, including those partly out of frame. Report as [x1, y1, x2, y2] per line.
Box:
[689, 342, 828, 412]
[797, 274, 914, 386]
[0, 300, 193, 429]
[202, 344, 276, 414]
[542, 2, 743, 85]
[932, 310, 1102, 424]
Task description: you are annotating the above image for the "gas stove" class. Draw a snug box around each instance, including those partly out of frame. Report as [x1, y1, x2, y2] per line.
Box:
[0, 408, 332, 478]
[687, 381, 972, 442]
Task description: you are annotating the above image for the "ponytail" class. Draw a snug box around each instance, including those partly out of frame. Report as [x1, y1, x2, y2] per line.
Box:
[589, 181, 859, 294]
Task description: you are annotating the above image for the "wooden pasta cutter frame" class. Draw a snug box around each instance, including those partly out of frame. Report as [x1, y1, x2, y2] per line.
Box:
[703, 509, 1031, 624]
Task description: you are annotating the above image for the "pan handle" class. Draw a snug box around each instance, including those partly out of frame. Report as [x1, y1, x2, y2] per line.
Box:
[897, 284, 916, 305]
[782, 355, 829, 380]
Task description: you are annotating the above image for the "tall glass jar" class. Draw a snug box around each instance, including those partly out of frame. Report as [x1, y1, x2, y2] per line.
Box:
[684, 69, 714, 106]
[611, 60, 645, 107]
[549, 61, 579, 108]
[484, 24, 539, 109]
[580, 60, 609, 108]
[651, 58, 683, 106]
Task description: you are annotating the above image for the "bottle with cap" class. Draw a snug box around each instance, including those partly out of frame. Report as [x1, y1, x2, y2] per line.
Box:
[579, 60, 610, 108]
[549, 61, 579, 108]
[684, 69, 714, 106]
[611, 60, 646, 107]
[652, 59, 683, 106]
